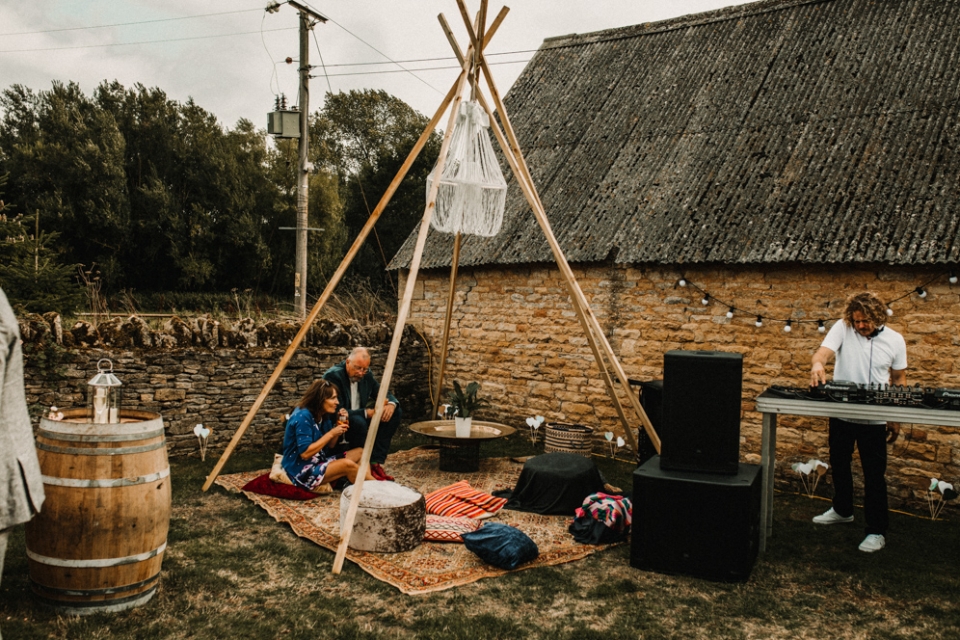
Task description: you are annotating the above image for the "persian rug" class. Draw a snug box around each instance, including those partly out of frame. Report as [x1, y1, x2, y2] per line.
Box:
[215, 447, 620, 595]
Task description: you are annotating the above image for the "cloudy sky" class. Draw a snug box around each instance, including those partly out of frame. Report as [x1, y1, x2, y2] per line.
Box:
[0, 0, 753, 128]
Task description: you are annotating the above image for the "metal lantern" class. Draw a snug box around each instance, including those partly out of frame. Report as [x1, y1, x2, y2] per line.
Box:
[88, 358, 122, 424]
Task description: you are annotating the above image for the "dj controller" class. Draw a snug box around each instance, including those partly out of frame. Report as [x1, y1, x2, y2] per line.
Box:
[765, 381, 960, 410]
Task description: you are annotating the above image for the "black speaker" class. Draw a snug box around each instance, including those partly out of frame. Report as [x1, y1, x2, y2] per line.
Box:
[636, 380, 662, 465]
[661, 350, 742, 475]
[631, 456, 761, 582]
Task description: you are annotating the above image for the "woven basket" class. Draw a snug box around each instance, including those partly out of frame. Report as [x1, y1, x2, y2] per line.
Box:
[544, 423, 594, 457]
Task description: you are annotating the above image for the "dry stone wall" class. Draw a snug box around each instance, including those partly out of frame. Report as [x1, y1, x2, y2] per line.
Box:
[400, 263, 960, 512]
[20, 315, 430, 457]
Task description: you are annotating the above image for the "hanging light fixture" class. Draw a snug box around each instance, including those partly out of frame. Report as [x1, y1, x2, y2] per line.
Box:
[755, 315, 763, 327]
[427, 101, 507, 237]
[726, 307, 735, 319]
[783, 320, 792, 333]
[817, 319, 826, 333]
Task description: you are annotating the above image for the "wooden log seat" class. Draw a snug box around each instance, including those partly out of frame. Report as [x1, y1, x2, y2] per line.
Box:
[339, 482, 426, 553]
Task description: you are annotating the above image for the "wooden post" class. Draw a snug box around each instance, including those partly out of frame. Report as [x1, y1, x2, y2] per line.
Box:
[201, 73, 464, 492]
[432, 232, 463, 420]
[471, 38, 659, 452]
[333, 60, 473, 575]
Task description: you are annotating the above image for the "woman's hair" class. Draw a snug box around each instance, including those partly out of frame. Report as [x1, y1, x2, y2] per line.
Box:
[843, 292, 887, 328]
[298, 379, 337, 420]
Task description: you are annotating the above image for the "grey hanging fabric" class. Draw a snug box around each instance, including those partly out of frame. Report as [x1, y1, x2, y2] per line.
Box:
[426, 100, 507, 237]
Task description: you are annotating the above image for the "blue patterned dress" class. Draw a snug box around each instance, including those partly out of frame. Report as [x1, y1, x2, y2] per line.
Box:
[280, 408, 337, 490]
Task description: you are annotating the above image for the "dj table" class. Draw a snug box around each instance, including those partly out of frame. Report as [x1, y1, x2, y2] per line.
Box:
[755, 389, 960, 553]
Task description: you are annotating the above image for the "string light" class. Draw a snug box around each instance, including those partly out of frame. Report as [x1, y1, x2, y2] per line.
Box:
[673, 271, 949, 332]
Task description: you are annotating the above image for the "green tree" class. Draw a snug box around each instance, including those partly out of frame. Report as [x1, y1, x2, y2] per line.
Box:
[0, 83, 130, 288]
[312, 89, 441, 293]
[0, 174, 81, 312]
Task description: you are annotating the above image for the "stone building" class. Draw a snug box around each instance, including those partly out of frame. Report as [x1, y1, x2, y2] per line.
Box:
[389, 0, 960, 508]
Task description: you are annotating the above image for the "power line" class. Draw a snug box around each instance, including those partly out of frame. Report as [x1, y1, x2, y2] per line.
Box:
[312, 59, 529, 79]
[0, 8, 264, 37]
[293, 49, 540, 69]
[0, 27, 296, 54]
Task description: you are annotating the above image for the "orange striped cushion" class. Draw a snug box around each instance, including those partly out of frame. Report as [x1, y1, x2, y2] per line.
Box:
[424, 480, 507, 518]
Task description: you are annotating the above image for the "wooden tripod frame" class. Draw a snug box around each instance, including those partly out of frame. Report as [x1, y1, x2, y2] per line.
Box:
[201, 0, 660, 576]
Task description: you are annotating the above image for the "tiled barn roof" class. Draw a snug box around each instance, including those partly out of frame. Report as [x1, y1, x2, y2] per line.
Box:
[390, 0, 960, 270]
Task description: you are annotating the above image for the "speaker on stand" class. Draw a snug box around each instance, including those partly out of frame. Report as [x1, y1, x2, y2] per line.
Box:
[660, 350, 743, 475]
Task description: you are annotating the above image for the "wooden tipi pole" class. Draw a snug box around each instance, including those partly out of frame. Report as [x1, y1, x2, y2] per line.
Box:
[333, 53, 474, 575]
[431, 232, 462, 420]
[456, 2, 659, 451]
[201, 75, 463, 492]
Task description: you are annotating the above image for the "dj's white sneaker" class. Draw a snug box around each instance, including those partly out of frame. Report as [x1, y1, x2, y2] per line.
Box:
[812, 507, 855, 525]
[859, 534, 886, 552]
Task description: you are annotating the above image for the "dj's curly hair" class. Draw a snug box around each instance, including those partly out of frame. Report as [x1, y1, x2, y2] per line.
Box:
[843, 292, 888, 328]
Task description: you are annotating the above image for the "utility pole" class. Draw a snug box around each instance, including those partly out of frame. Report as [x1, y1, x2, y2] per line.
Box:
[294, 9, 310, 318]
[266, 0, 327, 318]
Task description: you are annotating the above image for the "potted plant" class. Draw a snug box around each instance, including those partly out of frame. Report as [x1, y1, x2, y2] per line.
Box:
[447, 381, 489, 437]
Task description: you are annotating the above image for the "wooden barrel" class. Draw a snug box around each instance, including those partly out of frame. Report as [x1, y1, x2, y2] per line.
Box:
[25, 408, 171, 615]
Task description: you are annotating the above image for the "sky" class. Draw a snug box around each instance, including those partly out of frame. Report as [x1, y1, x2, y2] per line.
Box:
[0, 0, 754, 129]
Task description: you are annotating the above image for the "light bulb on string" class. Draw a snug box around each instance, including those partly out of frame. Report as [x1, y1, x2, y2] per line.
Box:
[678, 277, 687, 288]
[726, 307, 735, 319]
[783, 320, 792, 333]
[755, 315, 763, 328]
[817, 319, 826, 333]
[701, 293, 710, 306]
[950, 271, 958, 284]
[885, 306, 894, 317]
[916, 286, 927, 298]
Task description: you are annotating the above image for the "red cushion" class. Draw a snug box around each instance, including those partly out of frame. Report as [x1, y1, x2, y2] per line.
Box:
[240, 473, 319, 500]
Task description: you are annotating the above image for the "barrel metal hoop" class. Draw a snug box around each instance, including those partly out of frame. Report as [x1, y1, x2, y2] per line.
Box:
[31, 586, 158, 614]
[42, 467, 170, 488]
[30, 573, 159, 597]
[37, 427, 166, 443]
[26, 542, 167, 568]
[36, 440, 167, 456]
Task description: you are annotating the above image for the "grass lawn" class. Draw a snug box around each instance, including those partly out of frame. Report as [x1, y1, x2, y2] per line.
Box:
[2, 429, 958, 640]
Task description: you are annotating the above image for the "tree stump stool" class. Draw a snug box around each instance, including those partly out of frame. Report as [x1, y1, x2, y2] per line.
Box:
[339, 483, 426, 553]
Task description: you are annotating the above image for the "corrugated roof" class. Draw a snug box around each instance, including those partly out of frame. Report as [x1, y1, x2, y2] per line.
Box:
[390, 0, 960, 270]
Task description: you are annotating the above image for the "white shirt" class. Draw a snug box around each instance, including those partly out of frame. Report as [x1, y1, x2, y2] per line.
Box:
[350, 381, 360, 411]
[821, 319, 907, 386]
[820, 319, 907, 424]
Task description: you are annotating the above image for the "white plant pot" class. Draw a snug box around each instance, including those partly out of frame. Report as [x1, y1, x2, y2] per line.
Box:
[454, 416, 473, 438]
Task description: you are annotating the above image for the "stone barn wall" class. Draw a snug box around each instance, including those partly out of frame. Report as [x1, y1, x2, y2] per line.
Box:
[399, 263, 960, 511]
[19, 316, 430, 458]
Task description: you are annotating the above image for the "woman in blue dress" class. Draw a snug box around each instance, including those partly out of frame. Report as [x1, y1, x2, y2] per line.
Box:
[281, 379, 375, 490]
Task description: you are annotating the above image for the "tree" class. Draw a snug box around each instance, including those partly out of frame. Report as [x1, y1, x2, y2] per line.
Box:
[312, 90, 441, 293]
[0, 174, 81, 313]
[0, 83, 130, 288]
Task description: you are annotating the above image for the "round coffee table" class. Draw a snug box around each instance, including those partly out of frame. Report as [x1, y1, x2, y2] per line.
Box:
[408, 420, 515, 472]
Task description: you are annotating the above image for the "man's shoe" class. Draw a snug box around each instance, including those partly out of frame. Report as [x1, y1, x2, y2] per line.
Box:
[371, 463, 394, 482]
[812, 507, 855, 525]
[859, 534, 886, 553]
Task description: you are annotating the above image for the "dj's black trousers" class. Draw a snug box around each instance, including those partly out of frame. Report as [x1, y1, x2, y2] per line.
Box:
[828, 417, 889, 536]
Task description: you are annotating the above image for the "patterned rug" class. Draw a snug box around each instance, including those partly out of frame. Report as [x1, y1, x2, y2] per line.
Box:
[215, 447, 620, 594]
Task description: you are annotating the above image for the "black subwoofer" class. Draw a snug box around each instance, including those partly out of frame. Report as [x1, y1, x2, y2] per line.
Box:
[660, 350, 742, 475]
[636, 380, 662, 465]
[631, 456, 761, 582]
